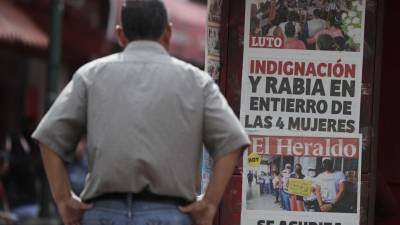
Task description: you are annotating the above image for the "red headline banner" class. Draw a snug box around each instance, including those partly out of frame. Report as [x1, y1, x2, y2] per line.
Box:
[249, 135, 359, 158]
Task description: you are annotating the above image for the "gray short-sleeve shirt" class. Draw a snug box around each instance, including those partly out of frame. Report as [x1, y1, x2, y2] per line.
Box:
[32, 41, 250, 202]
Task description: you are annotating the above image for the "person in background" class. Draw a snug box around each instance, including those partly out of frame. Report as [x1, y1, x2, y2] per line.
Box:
[340, 170, 358, 213]
[272, 171, 281, 204]
[298, 0, 308, 9]
[276, 0, 289, 24]
[259, 0, 278, 36]
[279, 174, 285, 208]
[67, 138, 88, 195]
[281, 163, 292, 211]
[279, 10, 302, 41]
[316, 34, 338, 50]
[3, 122, 41, 221]
[315, 157, 346, 212]
[250, 3, 262, 36]
[248, 170, 254, 187]
[284, 22, 306, 49]
[258, 172, 266, 195]
[269, 172, 274, 196]
[307, 11, 344, 46]
[303, 167, 320, 212]
[325, 0, 340, 11]
[32, 1, 250, 225]
[267, 16, 285, 41]
[289, 163, 305, 211]
[306, 9, 327, 38]
[264, 172, 271, 194]
[310, 0, 325, 8]
[0, 145, 17, 225]
[250, 17, 262, 36]
[287, 0, 297, 9]
[334, 36, 346, 51]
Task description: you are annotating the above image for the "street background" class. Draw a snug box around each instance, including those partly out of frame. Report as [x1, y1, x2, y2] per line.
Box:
[1, 0, 400, 225]
[0, 0, 206, 224]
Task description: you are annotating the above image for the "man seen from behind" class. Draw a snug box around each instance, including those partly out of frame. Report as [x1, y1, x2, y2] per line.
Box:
[32, 1, 250, 225]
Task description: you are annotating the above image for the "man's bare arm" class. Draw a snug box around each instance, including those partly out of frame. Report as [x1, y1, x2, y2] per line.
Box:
[40, 143, 72, 203]
[331, 181, 345, 205]
[315, 185, 323, 207]
[39, 143, 92, 225]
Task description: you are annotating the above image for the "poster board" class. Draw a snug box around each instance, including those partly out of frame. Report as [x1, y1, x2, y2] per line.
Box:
[240, 1, 366, 225]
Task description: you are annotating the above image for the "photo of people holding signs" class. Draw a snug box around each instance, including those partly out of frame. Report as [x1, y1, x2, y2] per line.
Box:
[248, 0, 363, 51]
[245, 148, 359, 214]
[240, 0, 365, 224]
[242, 135, 362, 224]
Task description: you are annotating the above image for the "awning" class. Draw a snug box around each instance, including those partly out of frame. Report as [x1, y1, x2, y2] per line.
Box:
[107, 0, 206, 66]
[0, 0, 48, 49]
[164, 0, 206, 66]
[19, 2, 111, 63]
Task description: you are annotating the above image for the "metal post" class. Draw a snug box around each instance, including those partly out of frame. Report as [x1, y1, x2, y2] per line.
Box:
[39, 0, 64, 218]
[46, 0, 64, 109]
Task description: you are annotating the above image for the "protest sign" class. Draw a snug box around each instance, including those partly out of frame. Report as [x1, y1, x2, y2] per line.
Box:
[287, 178, 312, 197]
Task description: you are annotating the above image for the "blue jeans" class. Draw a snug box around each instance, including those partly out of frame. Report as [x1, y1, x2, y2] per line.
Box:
[81, 195, 192, 225]
[280, 191, 291, 211]
[274, 188, 279, 202]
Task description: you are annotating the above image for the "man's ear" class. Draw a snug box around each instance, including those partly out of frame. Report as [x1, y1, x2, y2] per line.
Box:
[159, 22, 172, 50]
[115, 25, 129, 48]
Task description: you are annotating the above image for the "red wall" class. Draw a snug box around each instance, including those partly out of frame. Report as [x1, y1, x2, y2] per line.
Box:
[376, 1, 400, 224]
[378, 0, 400, 201]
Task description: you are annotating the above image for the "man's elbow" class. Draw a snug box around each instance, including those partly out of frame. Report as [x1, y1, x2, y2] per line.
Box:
[38, 142, 62, 162]
[214, 148, 243, 164]
[226, 148, 244, 159]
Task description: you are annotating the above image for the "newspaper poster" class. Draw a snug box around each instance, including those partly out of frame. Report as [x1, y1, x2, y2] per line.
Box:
[201, 148, 213, 195]
[240, 0, 366, 225]
[201, 0, 222, 198]
[208, 0, 223, 23]
[205, 0, 222, 83]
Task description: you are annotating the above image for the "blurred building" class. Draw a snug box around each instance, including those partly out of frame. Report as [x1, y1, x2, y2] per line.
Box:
[0, 0, 205, 222]
[107, 0, 206, 66]
[0, 0, 111, 138]
[0, 1, 113, 221]
[0, 0, 206, 138]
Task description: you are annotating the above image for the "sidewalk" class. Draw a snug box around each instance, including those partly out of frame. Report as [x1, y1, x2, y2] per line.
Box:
[246, 183, 283, 211]
[15, 218, 59, 225]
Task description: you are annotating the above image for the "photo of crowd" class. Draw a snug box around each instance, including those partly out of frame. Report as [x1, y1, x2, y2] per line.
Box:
[249, 0, 364, 51]
[208, 0, 223, 23]
[207, 25, 221, 56]
[246, 155, 359, 213]
[207, 58, 221, 81]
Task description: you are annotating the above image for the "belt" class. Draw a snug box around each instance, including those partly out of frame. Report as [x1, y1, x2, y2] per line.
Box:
[88, 191, 190, 206]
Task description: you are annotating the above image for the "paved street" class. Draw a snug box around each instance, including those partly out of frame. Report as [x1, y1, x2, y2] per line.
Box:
[246, 182, 283, 211]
